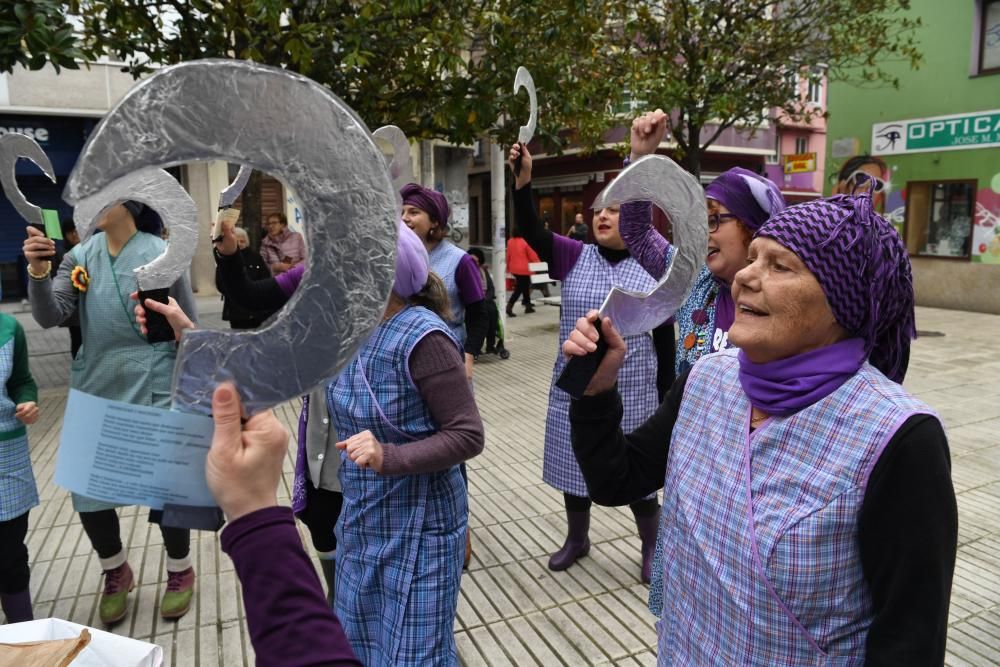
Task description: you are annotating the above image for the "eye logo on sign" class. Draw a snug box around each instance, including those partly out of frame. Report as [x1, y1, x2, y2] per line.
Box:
[875, 124, 903, 152]
[64, 59, 399, 415]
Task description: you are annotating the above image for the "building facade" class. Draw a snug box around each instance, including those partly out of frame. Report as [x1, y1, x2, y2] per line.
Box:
[825, 0, 1000, 314]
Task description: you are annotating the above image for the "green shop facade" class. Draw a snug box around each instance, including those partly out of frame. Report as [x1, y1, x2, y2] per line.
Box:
[825, 0, 1000, 314]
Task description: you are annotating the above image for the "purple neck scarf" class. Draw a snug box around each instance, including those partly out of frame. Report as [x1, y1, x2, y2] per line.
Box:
[738, 338, 866, 416]
[712, 277, 735, 342]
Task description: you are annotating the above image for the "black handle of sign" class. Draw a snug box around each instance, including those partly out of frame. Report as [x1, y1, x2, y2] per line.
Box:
[513, 142, 523, 177]
[137, 287, 175, 344]
[555, 318, 608, 400]
[161, 503, 226, 531]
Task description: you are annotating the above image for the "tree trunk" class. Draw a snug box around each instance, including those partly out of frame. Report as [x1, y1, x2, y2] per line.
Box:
[243, 170, 264, 251]
[684, 120, 703, 181]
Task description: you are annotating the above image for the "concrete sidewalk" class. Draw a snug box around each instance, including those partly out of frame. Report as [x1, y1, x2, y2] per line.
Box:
[3, 302, 999, 665]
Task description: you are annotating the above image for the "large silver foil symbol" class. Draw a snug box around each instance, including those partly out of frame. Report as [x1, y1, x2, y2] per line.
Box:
[0, 133, 56, 226]
[64, 59, 398, 415]
[73, 168, 198, 291]
[514, 66, 537, 145]
[595, 155, 708, 336]
[218, 164, 252, 210]
[373, 125, 413, 192]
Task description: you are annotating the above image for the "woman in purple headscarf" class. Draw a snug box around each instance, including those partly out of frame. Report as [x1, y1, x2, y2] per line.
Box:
[563, 184, 957, 665]
[141, 221, 485, 666]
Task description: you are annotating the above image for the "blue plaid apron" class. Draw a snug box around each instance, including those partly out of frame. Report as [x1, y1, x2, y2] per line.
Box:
[428, 240, 467, 344]
[0, 322, 37, 522]
[65, 232, 178, 513]
[331, 306, 466, 666]
[654, 350, 933, 664]
[543, 245, 661, 497]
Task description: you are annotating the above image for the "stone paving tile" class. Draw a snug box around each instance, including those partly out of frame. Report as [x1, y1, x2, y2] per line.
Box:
[2, 300, 999, 665]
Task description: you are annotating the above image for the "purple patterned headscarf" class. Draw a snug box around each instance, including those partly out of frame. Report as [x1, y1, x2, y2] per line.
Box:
[393, 220, 429, 298]
[705, 167, 785, 231]
[755, 184, 915, 383]
[401, 183, 451, 228]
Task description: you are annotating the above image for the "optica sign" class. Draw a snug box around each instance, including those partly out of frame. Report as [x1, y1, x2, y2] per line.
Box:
[872, 109, 1000, 155]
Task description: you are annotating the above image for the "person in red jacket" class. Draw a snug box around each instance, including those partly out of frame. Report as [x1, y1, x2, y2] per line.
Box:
[506, 229, 539, 317]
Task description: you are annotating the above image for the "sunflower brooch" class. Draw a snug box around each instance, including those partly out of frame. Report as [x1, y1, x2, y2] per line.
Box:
[70, 266, 90, 292]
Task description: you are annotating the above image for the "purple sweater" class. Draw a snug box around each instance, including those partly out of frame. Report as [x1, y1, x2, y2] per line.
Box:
[221, 506, 361, 666]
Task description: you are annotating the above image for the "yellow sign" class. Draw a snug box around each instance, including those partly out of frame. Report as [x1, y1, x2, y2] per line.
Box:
[783, 152, 816, 174]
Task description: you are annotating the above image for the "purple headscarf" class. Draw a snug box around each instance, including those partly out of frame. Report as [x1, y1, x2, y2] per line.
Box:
[393, 220, 429, 298]
[705, 167, 785, 231]
[401, 183, 450, 228]
[756, 186, 915, 383]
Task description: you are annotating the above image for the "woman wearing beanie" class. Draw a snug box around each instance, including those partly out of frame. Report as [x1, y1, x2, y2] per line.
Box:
[22, 201, 198, 626]
[507, 142, 672, 582]
[622, 110, 786, 597]
[565, 183, 956, 665]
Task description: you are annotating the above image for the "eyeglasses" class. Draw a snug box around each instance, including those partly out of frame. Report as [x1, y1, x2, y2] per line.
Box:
[846, 170, 888, 194]
[708, 213, 740, 233]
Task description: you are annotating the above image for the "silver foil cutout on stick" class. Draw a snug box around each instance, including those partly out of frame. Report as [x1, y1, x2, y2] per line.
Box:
[595, 154, 708, 337]
[373, 125, 413, 198]
[64, 59, 398, 416]
[73, 167, 198, 291]
[514, 66, 537, 145]
[218, 164, 252, 210]
[0, 133, 56, 227]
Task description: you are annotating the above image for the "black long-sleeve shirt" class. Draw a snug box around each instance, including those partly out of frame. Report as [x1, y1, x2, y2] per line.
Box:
[570, 370, 957, 665]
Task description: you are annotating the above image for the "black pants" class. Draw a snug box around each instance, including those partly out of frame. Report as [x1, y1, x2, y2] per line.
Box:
[296, 480, 343, 553]
[79, 510, 190, 562]
[68, 326, 82, 360]
[564, 493, 658, 518]
[483, 301, 499, 352]
[0, 512, 29, 593]
[507, 275, 533, 312]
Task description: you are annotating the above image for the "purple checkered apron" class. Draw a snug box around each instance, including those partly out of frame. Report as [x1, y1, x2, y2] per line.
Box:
[543, 244, 660, 497]
[429, 240, 468, 345]
[330, 306, 466, 667]
[655, 349, 934, 664]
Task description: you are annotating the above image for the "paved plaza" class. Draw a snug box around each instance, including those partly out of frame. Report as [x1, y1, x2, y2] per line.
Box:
[1, 297, 999, 665]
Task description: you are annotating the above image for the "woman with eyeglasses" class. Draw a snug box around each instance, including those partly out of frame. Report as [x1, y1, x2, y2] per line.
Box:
[623, 110, 786, 606]
[833, 155, 889, 210]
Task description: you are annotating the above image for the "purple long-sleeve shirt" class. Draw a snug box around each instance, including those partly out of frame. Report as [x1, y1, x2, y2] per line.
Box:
[618, 201, 671, 278]
[221, 506, 361, 666]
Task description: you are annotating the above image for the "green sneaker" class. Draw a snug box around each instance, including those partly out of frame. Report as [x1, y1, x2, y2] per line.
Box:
[160, 567, 194, 619]
[99, 562, 135, 626]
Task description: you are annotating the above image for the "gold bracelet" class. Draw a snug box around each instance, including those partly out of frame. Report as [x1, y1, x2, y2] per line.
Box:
[26, 261, 51, 280]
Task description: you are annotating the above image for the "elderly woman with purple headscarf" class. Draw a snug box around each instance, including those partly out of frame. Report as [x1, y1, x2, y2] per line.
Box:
[563, 184, 957, 665]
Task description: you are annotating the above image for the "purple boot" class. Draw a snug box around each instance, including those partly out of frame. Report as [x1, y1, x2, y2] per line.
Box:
[1, 589, 34, 623]
[548, 510, 590, 571]
[635, 510, 660, 584]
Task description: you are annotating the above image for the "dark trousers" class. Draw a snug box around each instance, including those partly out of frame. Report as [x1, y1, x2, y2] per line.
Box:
[484, 300, 499, 351]
[564, 493, 658, 518]
[79, 509, 190, 561]
[68, 326, 82, 359]
[296, 480, 343, 553]
[0, 512, 30, 593]
[507, 275, 533, 312]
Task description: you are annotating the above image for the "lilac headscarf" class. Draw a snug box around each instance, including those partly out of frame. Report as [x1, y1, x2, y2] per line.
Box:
[756, 185, 915, 383]
[401, 183, 451, 228]
[705, 167, 785, 231]
[393, 220, 429, 298]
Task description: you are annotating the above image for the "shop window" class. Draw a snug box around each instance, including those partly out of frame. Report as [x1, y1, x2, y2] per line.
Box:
[979, 0, 1000, 74]
[537, 196, 555, 234]
[561, 195, 583, 235]
[903, 181, 976, 259]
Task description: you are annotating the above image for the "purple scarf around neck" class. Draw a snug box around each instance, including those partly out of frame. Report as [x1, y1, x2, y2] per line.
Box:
[713, 277, 735, 340]
[738, 338, 867, 416]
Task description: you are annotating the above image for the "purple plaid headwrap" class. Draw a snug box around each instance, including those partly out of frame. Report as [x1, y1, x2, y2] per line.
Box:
[401, 182, 451, 228]
[393, 220, 429, 298]
[756, 185, 915, 383]
[705, 167, 785, 230]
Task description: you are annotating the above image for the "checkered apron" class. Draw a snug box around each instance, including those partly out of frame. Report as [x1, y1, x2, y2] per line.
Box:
[429, 240, 467, 344]
[0, 333, 37, 522]
[654, 350, 934, 664]
[65, 233, 179, 513]
[330, 306, 467, 667]
[543, 245, 661, 497]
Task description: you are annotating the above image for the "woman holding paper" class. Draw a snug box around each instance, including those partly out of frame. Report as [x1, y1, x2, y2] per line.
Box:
[22, 201, 197, 626]
[508, 143, 669, 582]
